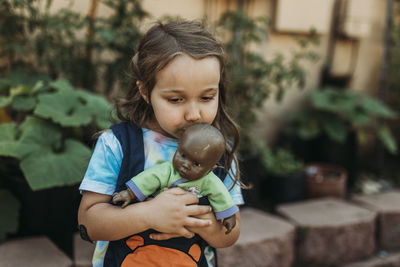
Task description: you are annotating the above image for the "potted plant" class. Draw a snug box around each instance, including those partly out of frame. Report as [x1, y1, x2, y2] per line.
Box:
[283, 87, 398, 188]
[260, 147, 305, 206]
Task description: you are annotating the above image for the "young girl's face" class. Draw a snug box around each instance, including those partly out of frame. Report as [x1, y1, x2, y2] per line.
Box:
[147, 54, 220, 138]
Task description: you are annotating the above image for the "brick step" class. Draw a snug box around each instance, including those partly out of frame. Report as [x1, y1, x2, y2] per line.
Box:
[218, 207, 295, 267]
[277, 198, 377, 266]
[352, 190, 400, 250]
[0, 236, 73, 267]
[342, 251, 400, 267]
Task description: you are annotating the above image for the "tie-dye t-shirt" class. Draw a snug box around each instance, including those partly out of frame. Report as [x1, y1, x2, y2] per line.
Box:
[79, 128, 244, 267]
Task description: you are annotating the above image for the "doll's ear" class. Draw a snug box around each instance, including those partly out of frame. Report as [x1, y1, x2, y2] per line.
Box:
[137, 81, 149, 104]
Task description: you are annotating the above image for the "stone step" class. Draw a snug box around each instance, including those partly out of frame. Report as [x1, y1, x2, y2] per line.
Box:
[73, 232, 95, 267]
[217, 207, 295, 267]
[352, 190, 400, 250]
[277, 198, 377, 266]
[0, 236, 73, 267]
[342, 251, 400, 267]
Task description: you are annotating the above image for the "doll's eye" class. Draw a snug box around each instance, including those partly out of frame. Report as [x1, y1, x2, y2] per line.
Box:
[181, 153, 185, 158]
[194, 162, 200, 167]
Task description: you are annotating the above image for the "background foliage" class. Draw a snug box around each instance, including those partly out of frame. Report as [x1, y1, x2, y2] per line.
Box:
[0, 0, 148, 243]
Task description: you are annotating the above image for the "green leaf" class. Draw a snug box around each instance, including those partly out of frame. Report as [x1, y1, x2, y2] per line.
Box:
[298, 120, 320, 140]
[12, 95, 37, 111]
[310, 89, 356, 113]
[15, 116, 62, 159]
[76, 90, 112, 129]
[49, 79, 74, 92]
[19, 139, 91, 190]
[377, 125, 398, 154]
[322, 119, 349, 143]
[0, 96, 12, 108]
[361, 95, 397, 119]
[0, 190, 20, 241]
[0, 122, 19, 158]
[34, 90, 92, 127]
[10, 85, 32, 97]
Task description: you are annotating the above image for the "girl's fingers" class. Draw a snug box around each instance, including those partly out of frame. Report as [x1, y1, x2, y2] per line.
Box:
[184, 216, 211, 228]
[185, 204, 212, 216]
[164, 187, 199, 205]
[165, 187, 189, 195]
[149, 232, 194, 240]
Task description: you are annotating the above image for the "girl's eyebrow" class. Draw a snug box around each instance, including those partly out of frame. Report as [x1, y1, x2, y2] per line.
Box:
[159, 88, 218, 94]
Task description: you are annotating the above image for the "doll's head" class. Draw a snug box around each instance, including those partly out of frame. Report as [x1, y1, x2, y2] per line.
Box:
[173, 124, 225, 180]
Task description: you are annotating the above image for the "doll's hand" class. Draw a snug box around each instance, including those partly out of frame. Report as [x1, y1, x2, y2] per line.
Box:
[112, 190, 132, 208]
[223, 215, 236, 234]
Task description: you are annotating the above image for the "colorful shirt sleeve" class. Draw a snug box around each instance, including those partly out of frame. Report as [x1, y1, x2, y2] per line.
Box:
[224, 160, 244, 205]
[126, 162, 174, 201]
[79, 131, 122, 195]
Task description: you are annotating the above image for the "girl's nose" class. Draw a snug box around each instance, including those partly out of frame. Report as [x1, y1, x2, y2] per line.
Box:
[184, 102, 201, 122]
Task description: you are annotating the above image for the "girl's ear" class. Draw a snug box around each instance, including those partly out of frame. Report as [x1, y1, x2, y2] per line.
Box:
[137, 81, 149, 104]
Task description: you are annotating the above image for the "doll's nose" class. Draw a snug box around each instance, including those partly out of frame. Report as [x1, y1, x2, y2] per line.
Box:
[182, 161, 190, 169]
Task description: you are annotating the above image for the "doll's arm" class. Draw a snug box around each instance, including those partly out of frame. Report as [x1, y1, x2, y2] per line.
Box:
[112, 188, 136, 208]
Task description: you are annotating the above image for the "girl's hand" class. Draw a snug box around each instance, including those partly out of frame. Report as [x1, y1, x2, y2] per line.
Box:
[143, 187, 212, 238]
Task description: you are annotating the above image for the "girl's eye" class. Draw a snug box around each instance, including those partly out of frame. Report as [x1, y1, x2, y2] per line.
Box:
[168, 97, 183, 103]
[201, 96, 215, 101]
[181, 153, 185, 158]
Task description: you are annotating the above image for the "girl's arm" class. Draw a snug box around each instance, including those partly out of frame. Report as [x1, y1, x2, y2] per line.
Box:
[150, 210, 240, 248]
[78, 187, 212, 241]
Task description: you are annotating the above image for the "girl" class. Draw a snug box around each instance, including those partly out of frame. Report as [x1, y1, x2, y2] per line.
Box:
[78, 20, 244, 267]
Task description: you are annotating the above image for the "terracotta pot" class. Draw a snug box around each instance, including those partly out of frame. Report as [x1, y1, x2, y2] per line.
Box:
[305, 163, 347, 199]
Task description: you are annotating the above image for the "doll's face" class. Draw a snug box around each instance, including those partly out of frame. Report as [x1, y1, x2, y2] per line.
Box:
[173, 125, 225, 180]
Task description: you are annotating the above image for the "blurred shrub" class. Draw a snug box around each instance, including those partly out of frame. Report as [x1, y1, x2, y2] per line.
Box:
[285, 88, 398, 154]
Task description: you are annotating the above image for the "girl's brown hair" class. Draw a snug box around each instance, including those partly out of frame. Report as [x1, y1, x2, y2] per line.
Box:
[115, 20, 245, 188]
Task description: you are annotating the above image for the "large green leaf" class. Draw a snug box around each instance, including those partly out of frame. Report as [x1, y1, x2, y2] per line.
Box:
[76, 90, 112, 129]
[322, 118, 349, 143]
[0, 189, 20, 241]
[0, 122, 19, 158]
[310, 89, 356, 113]
[19, 139, 91, 190]
[377, 124, 398, 154]
[0, 96, 12, 108]
[361, 95, 397, 119]
[12, 95, 37, 111]
[15, 116, 62, 159]
[49, 79, 74, 92]
[34, 90, 92, 127]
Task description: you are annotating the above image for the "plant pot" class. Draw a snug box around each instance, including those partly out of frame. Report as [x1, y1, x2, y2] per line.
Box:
[266, 172, 305, 205]
[305, 163, 347, 199]
[4, 173, 80, 257]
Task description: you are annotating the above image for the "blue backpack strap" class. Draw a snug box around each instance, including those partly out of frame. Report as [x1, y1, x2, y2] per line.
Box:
[104, 122, 145, 267]
[110, 122, 145, 193]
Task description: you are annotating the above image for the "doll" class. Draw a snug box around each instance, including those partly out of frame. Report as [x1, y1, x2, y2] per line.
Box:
[112, 123, 238, 234]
